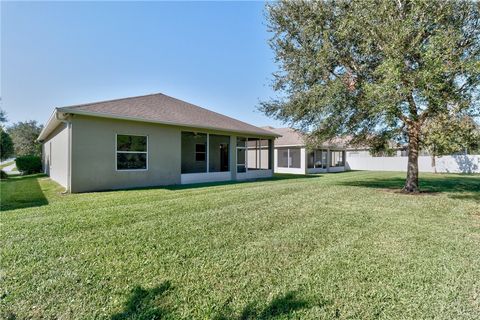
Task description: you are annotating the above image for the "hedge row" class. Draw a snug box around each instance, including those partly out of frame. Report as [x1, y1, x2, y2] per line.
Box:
[15, 155, 42, 174]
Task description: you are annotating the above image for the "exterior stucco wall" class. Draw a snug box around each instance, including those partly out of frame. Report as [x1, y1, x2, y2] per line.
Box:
[71, 115, 181, 192]
[69, 115, 275, 192]
[42, 122, 69, 188]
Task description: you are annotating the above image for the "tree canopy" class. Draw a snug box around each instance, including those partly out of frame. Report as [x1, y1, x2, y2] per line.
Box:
[0, 108, 14, 161]
[8, 120, 43, 157]
[0, 109, 7, 124]
[261, 0, 480, 192]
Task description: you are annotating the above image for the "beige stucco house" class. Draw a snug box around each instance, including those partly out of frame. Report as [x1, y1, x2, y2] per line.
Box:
[38, 93, 279, 193]
[263, 127, 347, 174]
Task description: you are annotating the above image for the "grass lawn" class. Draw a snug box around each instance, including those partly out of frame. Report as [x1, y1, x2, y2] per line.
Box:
[1, 171, 479, 319]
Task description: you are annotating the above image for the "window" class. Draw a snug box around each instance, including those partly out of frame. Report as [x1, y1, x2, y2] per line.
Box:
[237, 137, 246, 173]
[247, 138, 270, 170]
[182, 132, 207, 173]
[260, 140, 270, 169]
[330, 150, 345, 167]
[307, 151, 314, 168]
[289, 148, 301, 168]
[308, 149, 328, 168]
[278, 148, 289, 168]
[116, 134, 148, 170]
[318, 150, 328, 168]
[195, 143, 206, 161]
[209, 134, 230, 172]
[277, 148, 301, 168]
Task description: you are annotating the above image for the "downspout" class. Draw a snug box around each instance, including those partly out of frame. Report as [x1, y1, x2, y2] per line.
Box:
[56, 111, 72, 193]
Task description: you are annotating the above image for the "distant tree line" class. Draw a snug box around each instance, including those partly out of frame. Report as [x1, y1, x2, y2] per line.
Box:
[0, 108, 43, 161]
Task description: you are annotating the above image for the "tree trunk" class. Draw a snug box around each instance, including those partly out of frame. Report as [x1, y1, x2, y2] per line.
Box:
[403, 123, 420, 193]
[431, 155, 437, 173]
[431, 145, 437, 174]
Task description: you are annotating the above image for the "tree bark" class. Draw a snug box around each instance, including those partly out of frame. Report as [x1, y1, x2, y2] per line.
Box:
[403, 122, 420, 193]
[431, 155, 437, 173]
[430, 145, 437, 173]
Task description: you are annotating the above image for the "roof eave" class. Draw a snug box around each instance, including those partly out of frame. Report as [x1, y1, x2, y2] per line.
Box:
[37, 109, 61, 142]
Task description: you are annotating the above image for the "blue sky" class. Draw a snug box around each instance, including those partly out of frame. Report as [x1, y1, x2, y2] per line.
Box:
[1, 1, 284, 127]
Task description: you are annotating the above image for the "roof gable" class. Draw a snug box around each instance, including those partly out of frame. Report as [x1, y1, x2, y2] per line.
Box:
[262, 127, 305, 146]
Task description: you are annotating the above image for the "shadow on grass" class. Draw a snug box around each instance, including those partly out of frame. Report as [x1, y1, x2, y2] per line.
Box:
[0, 174, 49, 211]
[335, 174, 480, 201]
[163, 173, 322, 191]
[87, 173, 322, 194]
[214, 290, 329, 320]
[111, 281, 172, 320]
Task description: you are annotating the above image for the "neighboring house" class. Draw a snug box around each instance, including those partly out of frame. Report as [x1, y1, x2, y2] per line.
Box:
[37, 93, 279, 193]
[262, 127, 347, 174]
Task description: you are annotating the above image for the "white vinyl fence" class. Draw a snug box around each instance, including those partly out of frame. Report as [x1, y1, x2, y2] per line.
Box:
[346, 155, 480, 174]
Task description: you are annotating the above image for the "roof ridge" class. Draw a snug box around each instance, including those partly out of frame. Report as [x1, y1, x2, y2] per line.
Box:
[157, 93, 272, 132]
[59, 92, 163, 109]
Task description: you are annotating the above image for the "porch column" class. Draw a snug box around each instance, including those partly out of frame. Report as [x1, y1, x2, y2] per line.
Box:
[230, 135, 237, 180]
[326, 148, 331, 173]
[269, 139, 274, 171]
[303, 147, 308, 174]
[206, 133, 210, 173]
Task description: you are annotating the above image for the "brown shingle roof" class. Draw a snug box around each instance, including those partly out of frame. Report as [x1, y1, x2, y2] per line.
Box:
[262, 127, 347, 148]
[58, 93, 278, 137]
[261, 127, 305, 146]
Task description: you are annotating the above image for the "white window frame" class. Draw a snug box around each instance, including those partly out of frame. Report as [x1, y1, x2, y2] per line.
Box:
[277, 148, 289, 168]
[278, 147, 301, 169]
[236, 137, 247, 173]
[195, 143, 207, 163]
[309, 149, 328, 169]
[329, 150, 344, 167]
[115, 133, 149, 171]
[246, 138, 270, 171]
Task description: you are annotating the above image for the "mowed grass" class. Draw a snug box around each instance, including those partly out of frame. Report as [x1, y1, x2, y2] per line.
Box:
[1, 171, 479, 319]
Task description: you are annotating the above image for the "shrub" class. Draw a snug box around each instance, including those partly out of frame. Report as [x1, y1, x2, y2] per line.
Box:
[0, 170, 7, 180]
[15, 155, 42, 174]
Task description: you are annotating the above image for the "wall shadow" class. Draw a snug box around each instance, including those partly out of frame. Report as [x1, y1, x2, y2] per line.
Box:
[335, 174, 480, 201]
[111, 281, 172, 320]
[214, 290, 329, 320]
[0, 174, 49, 211]
[452, 155, 479, 174]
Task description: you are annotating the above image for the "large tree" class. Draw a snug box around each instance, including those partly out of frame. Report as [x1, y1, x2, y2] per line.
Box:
[261, 0, 480, 192]
[8, 120, 43, 157]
